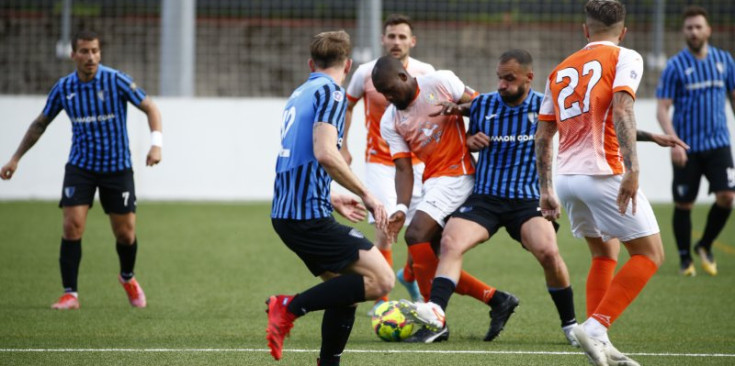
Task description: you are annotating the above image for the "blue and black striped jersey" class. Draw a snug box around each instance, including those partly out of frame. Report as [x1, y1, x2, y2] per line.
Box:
[42, 64, 147, 172]
[271, 73, 347, 220]
[469, 90, 542, 199]
[656, 46, 735, 152]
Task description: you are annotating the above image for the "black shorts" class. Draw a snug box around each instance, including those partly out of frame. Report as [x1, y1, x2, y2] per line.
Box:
[672, 146, 735, 203]
[59, 163, 137, 214]
[271, 216, 373, 276]
[451, 194, 558, 245]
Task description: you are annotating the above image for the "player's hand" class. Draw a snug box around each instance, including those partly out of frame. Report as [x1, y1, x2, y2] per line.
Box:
[671, 145, 687, 168]
[146, 146, 162, 166]
[466, 132, 490, 152]
[539, 192, 561, 221]
[617, 171, 639, 215]
[651, 134, 689, 150]
[429, 101, 463, 117]
[0, 160, 18, 180]
[331, 193, 367, 223]
[339, 145, 352, 166]
[363, 192, 388, 232]
[387, 211, 406, 243]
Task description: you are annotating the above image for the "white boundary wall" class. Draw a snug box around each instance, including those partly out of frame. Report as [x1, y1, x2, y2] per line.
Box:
[1, 96, 733, 202]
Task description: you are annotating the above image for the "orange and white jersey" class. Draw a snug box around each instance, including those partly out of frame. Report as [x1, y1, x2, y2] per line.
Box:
[380, 70, 475, 181]
[346, 57, 435, 165]
[539, 41, 643, 175]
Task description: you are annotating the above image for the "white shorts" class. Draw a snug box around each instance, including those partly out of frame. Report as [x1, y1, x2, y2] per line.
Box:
[366, 162, 424, 225]
[556, 174, 660, 243]
[418, 175, 475, 228]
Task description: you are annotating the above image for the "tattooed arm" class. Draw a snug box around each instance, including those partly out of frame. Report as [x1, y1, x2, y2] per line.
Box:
[1, 114, 52, 180]
[534, 120, 561, 220]
[637, 130, 689, 149]
[613, 91, 640, 215]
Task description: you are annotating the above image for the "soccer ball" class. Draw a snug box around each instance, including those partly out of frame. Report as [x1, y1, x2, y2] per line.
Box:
[371, 301, 414, 341]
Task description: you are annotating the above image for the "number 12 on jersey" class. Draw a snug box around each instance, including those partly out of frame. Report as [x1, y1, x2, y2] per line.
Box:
[555, 60, 602, 121]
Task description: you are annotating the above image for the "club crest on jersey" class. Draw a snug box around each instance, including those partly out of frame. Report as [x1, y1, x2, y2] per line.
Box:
[716, 62, 725, 74]
[64, 187, 76, 198]
[129, 82, 138, 91]
[528, 112, 538, 124]
[332, 90, 344, 102]
[97, 90, 106, 101]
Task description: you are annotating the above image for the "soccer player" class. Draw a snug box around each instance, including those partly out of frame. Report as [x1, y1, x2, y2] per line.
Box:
[344, 14, 434, 306]
[535, 1, 663, 365]
[372, 56, 518, 343]
[399, 49, 579, 346]
[0, 30, 161, 310]
[656, 5, 735, 277]
[267, 30, 394, 366]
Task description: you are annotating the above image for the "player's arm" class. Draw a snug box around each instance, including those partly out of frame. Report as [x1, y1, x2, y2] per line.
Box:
[534, 120, 560, 220]
[314, 122, 387, 229]
[636, 130, 689, 150]
[340, 98, 358, 165]
[389, 156, 413, 240]
[613, 91, 640, 215]
[135, 97, 163, 166]
[656, 97, 687, 168]
[1, 113, 53, 180]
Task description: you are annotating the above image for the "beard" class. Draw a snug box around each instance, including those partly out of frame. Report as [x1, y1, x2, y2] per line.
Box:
[686, 38, 704, 53]
[500, 86, 526, 105]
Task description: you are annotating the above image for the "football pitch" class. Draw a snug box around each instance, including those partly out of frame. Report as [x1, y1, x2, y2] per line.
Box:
[0, 201, 733, 366]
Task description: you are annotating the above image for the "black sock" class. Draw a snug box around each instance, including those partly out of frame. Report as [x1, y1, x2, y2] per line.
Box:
[319, 305, 356, 366]
[673, 207, 692, 262]
[487, 290, 508, 307]
[548, 286, 577, 327]
[699, 203, 732, 250]
[429, 276, 456, 311]
[59, 238, 82, 292]
[287, 274, 365, 316]
[116, 239, 137, 281]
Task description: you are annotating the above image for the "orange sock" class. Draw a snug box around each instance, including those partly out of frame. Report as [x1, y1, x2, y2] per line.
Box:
[376, 249, 393, 303]
[455, 270, 496, 304]
[591, 255, 658, 328]
[407, 242, 439, 302]
[402, 260, 416, 282]
[586, 256, 617, 317]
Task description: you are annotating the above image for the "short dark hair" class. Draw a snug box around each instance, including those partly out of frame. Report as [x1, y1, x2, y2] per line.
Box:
[383, 14, 414, 33]
[585, 0, 626, 34]
[71, 30, 99, 52]
[371, 55, 404, 89]
[683, 5, 709, 23]
[310, 30, 351, 69]
[500, 49, 533, 68]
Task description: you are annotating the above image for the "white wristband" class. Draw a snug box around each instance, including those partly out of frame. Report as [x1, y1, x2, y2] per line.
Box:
[395, 203, 408, 215]
[151, 131, 163, 147]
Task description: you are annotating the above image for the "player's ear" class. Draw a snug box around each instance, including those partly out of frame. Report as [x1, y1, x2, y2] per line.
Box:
[618, 27, 627, 43]
[410, 35, 416, 48]
[582, 23, 590, 41]
[308, 59, 316, 72]
[344, 58, 353, 75]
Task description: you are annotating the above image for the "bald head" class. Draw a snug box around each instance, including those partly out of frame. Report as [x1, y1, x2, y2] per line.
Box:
[585, 0, 626, 37]
[371, 55, 416, 110]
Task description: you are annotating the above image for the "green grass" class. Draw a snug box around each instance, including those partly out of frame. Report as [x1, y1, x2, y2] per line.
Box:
[0, 201, 733, 365]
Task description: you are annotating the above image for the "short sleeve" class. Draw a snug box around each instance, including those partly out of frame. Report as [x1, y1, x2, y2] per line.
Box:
[656, 60, 680, 99]
[41, 80, 64, 120]
[346, 63, 369, 102]
[379, 106, 411, 159]
[436, 70, 466, 102]
[114, 71, 147, 107]
[468, 96, 482, 135]
[613, 48, 644, 98]
[313, 83, 347, 127]
[538, 80, 556, 122]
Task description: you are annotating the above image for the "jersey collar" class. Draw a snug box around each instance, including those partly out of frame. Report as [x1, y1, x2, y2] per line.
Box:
[309, 72, 336, 83]
[584, 40, 617, 49]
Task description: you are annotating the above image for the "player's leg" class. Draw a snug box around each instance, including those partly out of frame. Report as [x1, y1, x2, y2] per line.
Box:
[694, 147, 735, 275]
[53, 164, 95, 310]
[100, 168, 146, 307]
[585, 237, 619, 317]
[671, 152, 702, 276]
[518, 216, 577, 344]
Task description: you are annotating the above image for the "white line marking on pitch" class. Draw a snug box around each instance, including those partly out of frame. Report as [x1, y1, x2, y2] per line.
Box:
[0, 348, 733, 357]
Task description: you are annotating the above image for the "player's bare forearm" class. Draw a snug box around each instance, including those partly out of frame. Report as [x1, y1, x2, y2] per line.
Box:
[393, 157, 413, 206]
[139, 97, 162, 133]
[534, 121, 557, 192]
[655, 98, 677, 136]
[613, 92, 639, 174]
[11, 114, 51, 161]
[314, 122, 368, 198]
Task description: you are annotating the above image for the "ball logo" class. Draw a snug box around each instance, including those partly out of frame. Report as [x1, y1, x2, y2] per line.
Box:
[332, 90, 344, 102]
